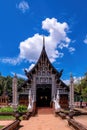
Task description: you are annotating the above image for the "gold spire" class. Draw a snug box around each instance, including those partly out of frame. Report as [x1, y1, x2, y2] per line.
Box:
[43, 35, 45, 49]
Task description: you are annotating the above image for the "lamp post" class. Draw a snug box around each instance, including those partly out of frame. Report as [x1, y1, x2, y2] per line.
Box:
[69, 73, 74, 110]
[12, 74, 18, 111]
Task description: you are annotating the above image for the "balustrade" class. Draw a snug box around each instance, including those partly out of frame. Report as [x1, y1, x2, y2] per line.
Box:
[59, 89, 68, 94]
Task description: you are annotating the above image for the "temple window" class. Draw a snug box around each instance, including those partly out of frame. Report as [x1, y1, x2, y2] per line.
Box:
[36, 77, 39, 83]
[38, 71, 41, 75]
[47, 71, 51, 76]
[42, 63, 44, 66]
[40, 78, 43, 83]
[49, 78, 52, 83]
[42, 71, 45, 76]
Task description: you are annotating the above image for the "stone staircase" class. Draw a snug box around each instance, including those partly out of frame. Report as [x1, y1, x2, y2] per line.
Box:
[37, 107, 53, 114]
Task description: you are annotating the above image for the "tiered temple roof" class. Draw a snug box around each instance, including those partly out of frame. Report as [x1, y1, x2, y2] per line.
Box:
[23, 36, 68, 89]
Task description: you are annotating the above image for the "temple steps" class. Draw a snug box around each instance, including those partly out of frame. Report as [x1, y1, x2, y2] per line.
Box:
[37, 107, 54, 114]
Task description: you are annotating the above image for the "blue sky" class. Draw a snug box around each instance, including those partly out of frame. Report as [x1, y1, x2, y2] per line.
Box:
[0, 0, 87, 84]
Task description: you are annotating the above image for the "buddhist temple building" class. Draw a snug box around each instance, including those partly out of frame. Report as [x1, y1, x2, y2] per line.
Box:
[18, 37, 69, 109]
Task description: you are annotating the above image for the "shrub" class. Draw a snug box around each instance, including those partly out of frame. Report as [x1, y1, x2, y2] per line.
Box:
[17, 105, 27, 113]
[0, 106, 14, 112]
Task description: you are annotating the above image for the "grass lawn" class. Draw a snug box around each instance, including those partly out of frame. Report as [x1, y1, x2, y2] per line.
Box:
[0, 115, 15, 120]
[0, 126, 4, 129]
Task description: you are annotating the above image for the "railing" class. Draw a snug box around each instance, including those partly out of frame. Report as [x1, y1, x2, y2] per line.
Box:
[23, 112, 31, 120]
[68, 118, 87, 130]
[1, 120, 20, 130]
[59, 89, 68, 94]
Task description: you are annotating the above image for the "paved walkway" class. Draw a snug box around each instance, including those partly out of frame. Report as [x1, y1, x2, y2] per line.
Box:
[0, 120, 13, 126]
[19, 114, 72, 130]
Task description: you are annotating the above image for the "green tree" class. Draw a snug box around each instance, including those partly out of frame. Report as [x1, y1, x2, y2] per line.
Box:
[0, 74, 25, 102]
[74, 73, 87, 102]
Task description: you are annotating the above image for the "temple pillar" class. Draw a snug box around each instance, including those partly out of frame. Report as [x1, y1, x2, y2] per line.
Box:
[52, 74, 56, 100]
[12, 74, 18, 110]
[69, 74, 74, 109]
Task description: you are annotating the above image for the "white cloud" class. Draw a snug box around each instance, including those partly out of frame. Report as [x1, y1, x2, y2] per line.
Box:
[0, 57, 21, 65]
[69, 47, 75, 54]
[42, 18, 70, 44]
[84, 35, 87, 44]
[19, 18, 71, 63]
[16, 1, 29, 13]
[19, 34, 43, 62]
[1, 18, 74, 65]
[74, 76, 84, 84]
[63, 79, 70, 85]
[58, 42, 69, 49]
[63, 76, 83, 85]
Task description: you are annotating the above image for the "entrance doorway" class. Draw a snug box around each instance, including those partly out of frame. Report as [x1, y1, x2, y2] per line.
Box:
[36, 84, 51, 107]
